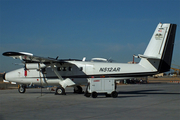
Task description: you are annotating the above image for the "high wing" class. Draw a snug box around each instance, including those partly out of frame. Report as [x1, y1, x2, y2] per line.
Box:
[2, 51, 79, 89]
[3, 51, 59, 63]
[2, 51, 81, 63]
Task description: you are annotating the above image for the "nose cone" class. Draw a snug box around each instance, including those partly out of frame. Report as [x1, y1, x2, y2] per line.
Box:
[3, 73, 6, 80]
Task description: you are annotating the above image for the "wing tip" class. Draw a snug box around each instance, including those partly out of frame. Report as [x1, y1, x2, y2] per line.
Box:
[2, 52, 33, 56]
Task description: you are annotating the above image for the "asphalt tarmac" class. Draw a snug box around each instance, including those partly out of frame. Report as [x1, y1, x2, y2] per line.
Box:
[0, 84, 180, 120]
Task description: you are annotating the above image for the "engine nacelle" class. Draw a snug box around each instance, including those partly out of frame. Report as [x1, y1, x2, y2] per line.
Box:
[25, 63, 46, 69]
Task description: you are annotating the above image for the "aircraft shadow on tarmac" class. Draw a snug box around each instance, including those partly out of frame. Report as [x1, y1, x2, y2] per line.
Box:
[24, 89, 83, 95]
[118, 89, 180, 95]
[23, 89, 180, 99]
[115, 89, 180, 98]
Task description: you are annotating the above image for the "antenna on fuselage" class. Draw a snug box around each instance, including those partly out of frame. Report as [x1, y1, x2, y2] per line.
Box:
[56, 56, 59, 60]
[82, 57, 86, 61]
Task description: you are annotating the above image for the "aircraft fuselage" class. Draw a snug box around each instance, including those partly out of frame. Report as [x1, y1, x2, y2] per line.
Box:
[4, 61, 157, 86]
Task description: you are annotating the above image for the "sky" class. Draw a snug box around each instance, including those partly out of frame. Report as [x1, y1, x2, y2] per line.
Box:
[0, 0, 180, 72]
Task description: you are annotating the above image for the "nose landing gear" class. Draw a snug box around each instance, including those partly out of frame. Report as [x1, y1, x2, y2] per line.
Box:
[55, 86, 66, 95]
[18, 84, 26, 93]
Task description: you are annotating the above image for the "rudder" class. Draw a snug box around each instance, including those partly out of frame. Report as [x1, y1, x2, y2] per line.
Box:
[158, 24, 177, 72]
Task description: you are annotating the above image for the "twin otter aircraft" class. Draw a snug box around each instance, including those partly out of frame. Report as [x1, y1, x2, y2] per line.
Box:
[2, 23, 177, 95]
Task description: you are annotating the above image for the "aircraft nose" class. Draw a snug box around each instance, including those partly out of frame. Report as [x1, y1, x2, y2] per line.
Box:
[3, 73, 6, 80]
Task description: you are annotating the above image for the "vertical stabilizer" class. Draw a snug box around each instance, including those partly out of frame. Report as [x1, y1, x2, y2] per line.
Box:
[139, 23, 177, 73]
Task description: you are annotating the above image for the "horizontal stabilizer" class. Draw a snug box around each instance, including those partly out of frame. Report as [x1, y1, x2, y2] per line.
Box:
[138, 54, 160, 59]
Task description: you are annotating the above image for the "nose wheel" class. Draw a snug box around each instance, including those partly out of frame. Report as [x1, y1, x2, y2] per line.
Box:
[55, 86, 66, 95]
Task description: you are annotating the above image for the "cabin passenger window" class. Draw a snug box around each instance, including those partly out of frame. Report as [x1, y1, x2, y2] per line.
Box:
[57, 67, 61, 71]
[63, 67, 66, 71]
[79, 67, 83, 71]
[69, 67, 72, 71]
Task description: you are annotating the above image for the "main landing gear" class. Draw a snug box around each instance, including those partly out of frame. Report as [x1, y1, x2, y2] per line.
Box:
[55, 85, 83, 95]
[18, 84, 26, 93]
[74, 85, 83, 94]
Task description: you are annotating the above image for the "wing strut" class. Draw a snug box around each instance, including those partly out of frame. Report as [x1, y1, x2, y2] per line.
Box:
[50, 63, 63, 80]
[50, 63, 75, 88]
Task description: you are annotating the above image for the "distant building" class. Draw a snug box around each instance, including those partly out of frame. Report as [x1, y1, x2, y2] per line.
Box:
[153, 73, 164, 78]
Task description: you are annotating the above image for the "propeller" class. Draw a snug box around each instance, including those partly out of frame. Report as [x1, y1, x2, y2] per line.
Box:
[37, 63, 42, 96]
[38, 63, 49, 96]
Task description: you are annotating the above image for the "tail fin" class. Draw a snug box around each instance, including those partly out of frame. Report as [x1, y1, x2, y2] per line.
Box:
[139, 23, 177, 73]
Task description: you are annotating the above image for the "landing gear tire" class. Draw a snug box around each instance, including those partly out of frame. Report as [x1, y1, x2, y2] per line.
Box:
[74, 85, 83, 94]
[92, 92, 98, 98]
[18, 85, 26, 93]
[111, 91, 118, 98]
[55, 86, 66, 95]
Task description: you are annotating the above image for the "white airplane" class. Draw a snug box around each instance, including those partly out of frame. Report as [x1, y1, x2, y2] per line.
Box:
[2, 23, 177, 95]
